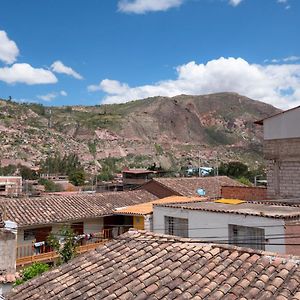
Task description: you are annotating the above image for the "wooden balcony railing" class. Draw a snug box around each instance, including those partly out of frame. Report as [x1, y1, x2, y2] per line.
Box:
[16, 229, 116, 267]
[16, 240, 106, 267]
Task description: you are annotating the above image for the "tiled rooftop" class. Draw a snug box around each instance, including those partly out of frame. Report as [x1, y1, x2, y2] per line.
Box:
[0, 190, 157, 227]
[152, 176, 244, 197]
[114, 196, 204, 216]
[156, 200, 300, 219]
[8, 230, 300, 300]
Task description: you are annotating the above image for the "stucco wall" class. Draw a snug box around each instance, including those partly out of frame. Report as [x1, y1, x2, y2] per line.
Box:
[153, 206, 286, 254]
[264, 107, 300, 140]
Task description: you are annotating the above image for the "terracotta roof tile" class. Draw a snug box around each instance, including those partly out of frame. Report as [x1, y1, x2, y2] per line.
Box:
[0, 190, 157, 226]
[152, 176, 244, 197]
[7, 230, 300, 300]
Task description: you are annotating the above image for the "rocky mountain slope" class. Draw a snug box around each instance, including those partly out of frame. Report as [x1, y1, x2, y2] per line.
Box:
[0, 93, 280, 172]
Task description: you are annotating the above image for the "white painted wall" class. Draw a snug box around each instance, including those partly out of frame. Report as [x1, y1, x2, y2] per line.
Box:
[264, 107, 300, 140]
[153, 206, 285, 254]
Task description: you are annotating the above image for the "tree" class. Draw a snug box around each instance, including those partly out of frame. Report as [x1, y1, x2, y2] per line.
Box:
[19, 165, 38, 180]
[47, 226, 78, 264]
[218, 161, 249, 179]
[14, 263, 49, 286]
[69, 169, 85, 186]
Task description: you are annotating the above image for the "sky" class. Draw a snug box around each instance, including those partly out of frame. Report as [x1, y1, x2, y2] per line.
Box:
[0, 0, 299, 109]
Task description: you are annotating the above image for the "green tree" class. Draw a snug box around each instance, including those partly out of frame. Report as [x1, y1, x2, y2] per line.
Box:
[38, 178, 63, 192]
[14, 263, 49, 286]
[69, 169, 85, 186]
[47, 226, 78, 264]
[219, 161, 249, 178]
[19, 165, 38, 180]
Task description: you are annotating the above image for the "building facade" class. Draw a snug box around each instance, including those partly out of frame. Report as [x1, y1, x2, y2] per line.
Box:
[257, 106, 300, 199]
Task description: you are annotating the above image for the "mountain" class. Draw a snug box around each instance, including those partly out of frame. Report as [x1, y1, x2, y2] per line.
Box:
[0, 93, 280, 172]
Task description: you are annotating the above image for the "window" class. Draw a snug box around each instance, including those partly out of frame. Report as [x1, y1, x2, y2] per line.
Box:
[0, 185, 6, 191]
[228, 224, 265, 250]
[165, 216, 188, 238]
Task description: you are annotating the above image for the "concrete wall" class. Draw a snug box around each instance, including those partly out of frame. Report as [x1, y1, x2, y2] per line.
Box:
[264, 107, 300, 140]
[221, 186, 267, 201]
[0, 229, 16, 273]
[153, 206, 286, 254]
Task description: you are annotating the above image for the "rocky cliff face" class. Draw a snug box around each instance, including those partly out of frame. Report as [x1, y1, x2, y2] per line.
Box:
[0, 93, 280, 171]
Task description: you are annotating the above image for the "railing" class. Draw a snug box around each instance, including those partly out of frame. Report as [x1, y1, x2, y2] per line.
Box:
[16, 240, 106, 267]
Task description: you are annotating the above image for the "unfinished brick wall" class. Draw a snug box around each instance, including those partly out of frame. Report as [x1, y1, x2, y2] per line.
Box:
[264, 138, 300, 199]
[221, 186, 267, 201]
[285, 222, 300, 256]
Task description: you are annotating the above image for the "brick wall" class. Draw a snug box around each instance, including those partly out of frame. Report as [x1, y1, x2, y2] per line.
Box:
[285, 222, 300, 256]
[221, 186, 267, 201]
[264, 138, 300, 199]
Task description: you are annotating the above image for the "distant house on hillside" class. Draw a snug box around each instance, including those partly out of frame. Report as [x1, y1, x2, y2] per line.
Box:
[122, 169, 156, 190]
[0, 177, 22, 197]
[140, 176, 244, 199]
[256, 105, 300, 199]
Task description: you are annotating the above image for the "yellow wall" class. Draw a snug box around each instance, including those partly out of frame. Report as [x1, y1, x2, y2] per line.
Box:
[133, 216, 144, 230]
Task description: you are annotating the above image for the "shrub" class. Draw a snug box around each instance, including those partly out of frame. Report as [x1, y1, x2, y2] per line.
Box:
[14, 263, 49, 286]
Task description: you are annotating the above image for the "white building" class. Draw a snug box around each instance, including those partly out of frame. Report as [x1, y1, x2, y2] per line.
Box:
[153, 199, 300, 256]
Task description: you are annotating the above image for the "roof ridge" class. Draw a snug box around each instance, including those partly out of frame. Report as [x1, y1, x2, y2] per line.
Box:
[124, 229, 300, 264]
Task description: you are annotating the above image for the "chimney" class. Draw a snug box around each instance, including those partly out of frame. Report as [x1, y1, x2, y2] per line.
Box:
[0, 209, 18, 297]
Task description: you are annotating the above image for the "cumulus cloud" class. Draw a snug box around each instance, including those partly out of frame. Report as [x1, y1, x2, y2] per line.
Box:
[37, 90, 67, 101]
[228, 0, 243, 6]
[89, 57, 300, 109]
[37, 93, 57, 102]
[0, 30, 19, 64]
[0, 63, 57, 85]
[51, 60, 83, 79]
[118, 0, 184, 14]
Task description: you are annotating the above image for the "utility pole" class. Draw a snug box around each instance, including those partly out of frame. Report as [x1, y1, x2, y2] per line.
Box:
[198, 150, 201, 177]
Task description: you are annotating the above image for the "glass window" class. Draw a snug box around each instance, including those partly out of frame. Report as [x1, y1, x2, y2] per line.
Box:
[228, 224, 265, 250]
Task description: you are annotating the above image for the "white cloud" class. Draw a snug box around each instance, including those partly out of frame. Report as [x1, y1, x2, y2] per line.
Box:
[0, 30, 19, 64]
[228, 0, 243, 7]
[60, 90, 68, 96]
[283, 56, 300, 62]
[37, 90, 68, 101]
[118, 0, 184, 14]
[89, 57, 300, 109]
[0, 63, 57, 85]
[51, 60, 83, 79]
[37, 93, 57, 102]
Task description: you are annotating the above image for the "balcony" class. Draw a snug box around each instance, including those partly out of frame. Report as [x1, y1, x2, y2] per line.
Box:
[16, 229, 113, 267]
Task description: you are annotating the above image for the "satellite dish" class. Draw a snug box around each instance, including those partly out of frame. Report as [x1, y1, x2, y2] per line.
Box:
[196, 188, 206, 196]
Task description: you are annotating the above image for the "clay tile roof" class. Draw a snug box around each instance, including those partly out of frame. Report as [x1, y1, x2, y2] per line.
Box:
[157, 201, 300, 219]
[8, 230, 300, 300]
[114, 196, 205, 216]
[0, 190, 157, 227]
[152, 176, 244, 197]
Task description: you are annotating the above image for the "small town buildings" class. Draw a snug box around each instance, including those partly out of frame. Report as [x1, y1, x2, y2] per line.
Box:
[153, 199, 300, 256]
[114, 196, 204, 231]
[122, 168, 156, 190]
[0, 190, 156, 266]
[140, 176, 244, 198]
[256, 105, 300, 199]
[0, 177, 22, 197]
[7, 230, 300, 300]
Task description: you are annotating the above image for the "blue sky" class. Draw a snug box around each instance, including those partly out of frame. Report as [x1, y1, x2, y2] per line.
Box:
[0, 0, 299, 108]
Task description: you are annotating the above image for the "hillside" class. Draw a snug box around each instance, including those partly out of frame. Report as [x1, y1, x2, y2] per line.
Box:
[0, 93, 280, 172]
